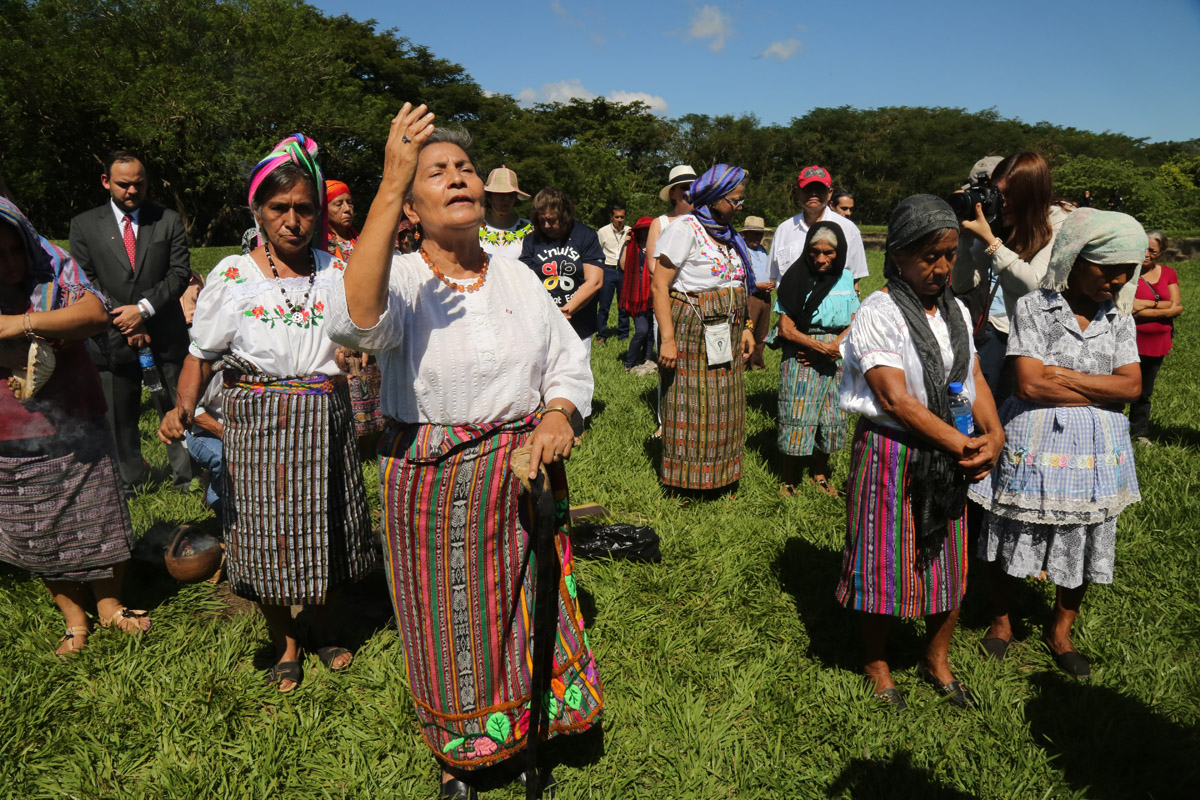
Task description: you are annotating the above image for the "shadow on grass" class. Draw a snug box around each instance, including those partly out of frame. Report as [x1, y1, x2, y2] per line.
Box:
[774, 536, 860, 673]
[746, 386, 776, 420]
[1025, 673, 1200, 799]
[826, 751, 975, 799]
[1149, 423, 1200, 449]
[745, 426, 779, 479]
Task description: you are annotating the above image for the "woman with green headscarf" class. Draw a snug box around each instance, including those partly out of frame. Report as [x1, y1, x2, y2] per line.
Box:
[970, 208, 1145, 679]
[161, 134, 376, 693]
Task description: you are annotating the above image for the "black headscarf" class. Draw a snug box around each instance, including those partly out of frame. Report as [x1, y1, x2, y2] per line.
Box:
[884, 195, 972, 568]
[776, 220, 847, 332]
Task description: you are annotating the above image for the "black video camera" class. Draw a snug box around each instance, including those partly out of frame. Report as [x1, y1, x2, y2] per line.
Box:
[947, 180, 1004, 228]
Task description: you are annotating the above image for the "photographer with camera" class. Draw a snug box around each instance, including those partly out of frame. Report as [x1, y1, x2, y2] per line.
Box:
[950, 152, 1071, 396]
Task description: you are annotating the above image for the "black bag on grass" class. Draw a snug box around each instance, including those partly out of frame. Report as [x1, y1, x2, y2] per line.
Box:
[570, 523, 662, 563]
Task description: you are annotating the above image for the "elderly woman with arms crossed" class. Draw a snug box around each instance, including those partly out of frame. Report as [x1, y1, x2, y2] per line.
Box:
[325, 105, 602, 800]
[0, 198, 150, 654]
[837, 195, 1004, 709]
[161, 134, 376, 692]
[971, 209, 1146, 677]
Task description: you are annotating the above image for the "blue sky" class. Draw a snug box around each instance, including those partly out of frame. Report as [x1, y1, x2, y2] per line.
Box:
[313, 0, 1199, 143]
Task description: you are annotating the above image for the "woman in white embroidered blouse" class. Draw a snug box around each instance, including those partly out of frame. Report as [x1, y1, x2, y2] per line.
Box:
[324, 106, 601, 798]
[651, 164, 756, 494]
[160, 134, 375, 694]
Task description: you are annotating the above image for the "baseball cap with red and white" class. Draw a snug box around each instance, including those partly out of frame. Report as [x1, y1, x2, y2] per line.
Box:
[796, 165, 832, 189]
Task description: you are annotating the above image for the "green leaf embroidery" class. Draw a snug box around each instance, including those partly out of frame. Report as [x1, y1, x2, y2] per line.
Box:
[485, 712, 511, 743]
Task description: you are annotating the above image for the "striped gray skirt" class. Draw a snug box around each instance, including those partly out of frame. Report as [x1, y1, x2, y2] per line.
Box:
[221, 366, 376, 605]
[0, 418, 134, 581]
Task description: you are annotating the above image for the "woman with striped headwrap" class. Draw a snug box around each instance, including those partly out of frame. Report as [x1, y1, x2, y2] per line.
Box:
[161, 134, 376, 693]
[651, 163, 757, 493]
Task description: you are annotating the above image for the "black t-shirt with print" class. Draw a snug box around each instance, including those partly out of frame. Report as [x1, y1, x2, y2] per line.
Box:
[519, 220, 604, 339]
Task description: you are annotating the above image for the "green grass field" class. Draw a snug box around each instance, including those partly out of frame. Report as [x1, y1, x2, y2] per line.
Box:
[2, 251, 1198, 799]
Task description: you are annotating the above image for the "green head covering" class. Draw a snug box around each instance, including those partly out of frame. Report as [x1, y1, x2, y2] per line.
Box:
[1043, 208, 1148, 314]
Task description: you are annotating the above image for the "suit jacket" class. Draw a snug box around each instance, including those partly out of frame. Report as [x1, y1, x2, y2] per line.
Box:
[69, 201, 192, 367]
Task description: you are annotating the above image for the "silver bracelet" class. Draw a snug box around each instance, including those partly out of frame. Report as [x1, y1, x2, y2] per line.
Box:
[984, 237, 1004, 257]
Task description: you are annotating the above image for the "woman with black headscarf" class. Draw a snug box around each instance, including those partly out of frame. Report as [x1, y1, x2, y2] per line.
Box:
[836, 195, 1004, 709]
[773, 221, 859, 497]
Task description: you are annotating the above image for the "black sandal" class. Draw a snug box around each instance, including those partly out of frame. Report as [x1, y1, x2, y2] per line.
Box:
[438, 777, 477, 800]
[918, 664, 976, 709]
[266, 659, 303, 693]
[315, 645, 353, 671]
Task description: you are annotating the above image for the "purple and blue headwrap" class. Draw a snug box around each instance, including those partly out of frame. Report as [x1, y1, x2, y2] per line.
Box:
[685, 164, 755, 290]
[0, 196, 104, 314]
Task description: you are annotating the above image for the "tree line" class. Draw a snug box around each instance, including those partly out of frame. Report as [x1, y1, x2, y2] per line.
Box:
[3, 0, 1198, 244]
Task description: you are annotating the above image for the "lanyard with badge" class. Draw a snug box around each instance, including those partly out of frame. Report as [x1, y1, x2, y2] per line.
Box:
[684, 237, 737, 366]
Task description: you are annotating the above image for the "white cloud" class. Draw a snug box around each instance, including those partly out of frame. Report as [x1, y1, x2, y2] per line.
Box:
[607, 90, 669, 115]
[760, 38, 803, 60]
[688, 5, 733, 53]
[514, 81, 669, 115]
[550, 0, 582, 27]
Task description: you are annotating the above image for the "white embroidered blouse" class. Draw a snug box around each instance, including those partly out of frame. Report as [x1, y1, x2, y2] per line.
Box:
[188, 251, 345, 376]
[324, 253, 593, 425]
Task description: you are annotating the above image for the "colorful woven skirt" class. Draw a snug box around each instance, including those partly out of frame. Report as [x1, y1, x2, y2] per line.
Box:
[221, 367, 376, 605]
[0, 419, 134, 581]
[660, 287, 746, 490]
[776, 335, 847, 457]
[347, 360, 387, 438]
[380, 417, 603, 770]
[836, 420, 968, 617]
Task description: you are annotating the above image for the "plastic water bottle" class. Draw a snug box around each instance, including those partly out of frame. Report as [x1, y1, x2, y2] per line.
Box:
[948, 382, 974, 436]
[137, 346, 166, 394]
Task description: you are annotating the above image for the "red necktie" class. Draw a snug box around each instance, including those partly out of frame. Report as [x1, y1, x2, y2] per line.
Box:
[123, 215, 137, 270]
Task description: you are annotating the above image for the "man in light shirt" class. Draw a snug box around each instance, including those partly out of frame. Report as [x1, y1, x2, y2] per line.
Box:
[829, 188, 855, 218]
[768, 165, 869, 293]
[595, 204, 631, 344]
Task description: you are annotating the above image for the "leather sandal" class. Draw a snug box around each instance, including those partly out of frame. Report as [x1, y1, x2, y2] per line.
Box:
[981, 636, 1011, 661]
[315, 645, 353, 672]
[918, 664, 976, 709]
[438, 777, 477, 800]
[1043, 637, 1091, 678]
[778, 483, 796, 498]
[808, 476, 839, 498]
[266, 658, 303, 693]
[55, 625, 90, 658]
[873, 687, 908, 710]
[100, 607, 151, 635]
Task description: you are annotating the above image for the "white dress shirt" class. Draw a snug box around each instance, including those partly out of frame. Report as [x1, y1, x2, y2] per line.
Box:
[768, 207, 869, 283]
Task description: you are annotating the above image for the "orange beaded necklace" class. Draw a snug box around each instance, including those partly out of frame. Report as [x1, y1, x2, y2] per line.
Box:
[420, 248, 489, 293]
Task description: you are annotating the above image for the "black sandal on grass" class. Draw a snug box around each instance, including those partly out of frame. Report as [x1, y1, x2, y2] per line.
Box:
[266, 659, 303, 693]
[918, 664, 976, 709]
[438, 777, 477, 800]
[981, 636, 1011, 661]
[315, 645, 353, 671]
[1043, 637, 1091, 678]
[873, 687, 908, 710]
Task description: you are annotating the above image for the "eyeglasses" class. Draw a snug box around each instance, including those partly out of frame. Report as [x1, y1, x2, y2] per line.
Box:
[721, 195, 745, 209]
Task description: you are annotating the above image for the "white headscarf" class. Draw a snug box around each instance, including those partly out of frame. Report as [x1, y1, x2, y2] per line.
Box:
[1043, 208, 1148, 315]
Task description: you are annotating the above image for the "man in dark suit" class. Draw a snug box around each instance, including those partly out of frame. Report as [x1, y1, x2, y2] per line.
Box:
[70, 151, 193, 493]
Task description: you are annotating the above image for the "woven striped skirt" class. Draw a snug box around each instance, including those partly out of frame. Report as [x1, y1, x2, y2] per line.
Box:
[380, 417, 603, 770]
[0, 419, 134, 581]
[660, 286, 746, 490]
[776, 334, 847, 457]
[222, 369, 376, 605]
[835, 420, 968, 617]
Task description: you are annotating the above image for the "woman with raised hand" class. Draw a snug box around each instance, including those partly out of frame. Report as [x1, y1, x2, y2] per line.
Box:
[161, 134, 376, 693]
[652, 164, 756, 495]
[0, 197, 149, 655]
[837, 195, 1004, 709]
[774, 220, 859, 498]
[972, 209, 1146, 678]
[325, 104, 602, 800]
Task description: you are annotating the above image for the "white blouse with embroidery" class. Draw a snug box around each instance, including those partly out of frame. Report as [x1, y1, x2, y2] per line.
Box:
[653, 214, 746, 293]
[324, 253, 593, 425]
[188, 251, 345, 377]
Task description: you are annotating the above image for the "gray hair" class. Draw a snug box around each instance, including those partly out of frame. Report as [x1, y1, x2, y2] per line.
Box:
[810, 226, 839, 248]
[1147, 230, 1168, 250]
[405, 126, 475, 205]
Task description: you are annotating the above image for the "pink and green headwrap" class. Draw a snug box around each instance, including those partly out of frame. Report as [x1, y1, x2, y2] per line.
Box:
[247, 133, 328, 244]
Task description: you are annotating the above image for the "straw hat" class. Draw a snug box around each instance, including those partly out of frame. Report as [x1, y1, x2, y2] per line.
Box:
[740, 215, 769, 233]
[484, 165, 529, 197]
[659, 165, 697, 202]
